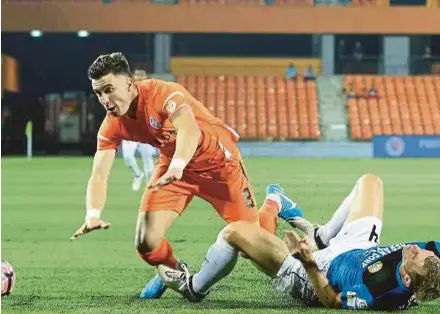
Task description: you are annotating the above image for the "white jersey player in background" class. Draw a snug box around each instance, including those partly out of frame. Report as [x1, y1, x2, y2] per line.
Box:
[122, 68, 157, 191]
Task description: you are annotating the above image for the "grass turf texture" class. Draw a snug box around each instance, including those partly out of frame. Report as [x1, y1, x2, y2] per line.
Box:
[2, 157, 440, 313]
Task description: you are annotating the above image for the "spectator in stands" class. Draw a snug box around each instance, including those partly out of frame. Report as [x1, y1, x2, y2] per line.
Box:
[133, 68, 148, 81]
[368, 81, 378, 98]
[361, 80, 368, 96]
[344, 83, 356, 99]
[423, 46, 432, 58]
[353, 41, 364, 61]
[303, 65, 317, 80]
[338, 39, 346, 57]
[285, 63, 298, 80]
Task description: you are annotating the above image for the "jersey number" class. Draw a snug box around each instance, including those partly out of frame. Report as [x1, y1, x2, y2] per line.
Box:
[369, 225, 379, 243]
[218, 141, 232, 159]
[242, 187, 255, 208]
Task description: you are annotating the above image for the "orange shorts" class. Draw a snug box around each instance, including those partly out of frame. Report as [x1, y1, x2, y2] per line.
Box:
[140, 150, 258, 224]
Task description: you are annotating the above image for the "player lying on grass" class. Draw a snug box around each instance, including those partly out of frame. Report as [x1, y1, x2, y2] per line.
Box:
[69, 52, 292, 299]
[159, 174, 440, 310]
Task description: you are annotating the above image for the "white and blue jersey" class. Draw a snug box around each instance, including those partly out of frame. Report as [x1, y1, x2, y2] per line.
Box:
[327, 241, 440, 310]
[273, 215, 439, 310]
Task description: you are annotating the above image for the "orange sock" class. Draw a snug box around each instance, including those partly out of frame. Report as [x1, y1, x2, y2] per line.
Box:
[137, 238, 178, 269]
[258, 199, 279, 235]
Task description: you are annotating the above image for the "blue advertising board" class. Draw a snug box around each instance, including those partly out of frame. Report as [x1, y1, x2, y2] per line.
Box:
[373, 136, 440, 158]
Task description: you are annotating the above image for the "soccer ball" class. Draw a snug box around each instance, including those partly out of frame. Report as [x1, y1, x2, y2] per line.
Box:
[2, 260, 16, 296]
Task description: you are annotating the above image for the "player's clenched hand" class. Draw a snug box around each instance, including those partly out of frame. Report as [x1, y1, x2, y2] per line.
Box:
[285, 231, 315, 267]
[70, 217, 111, 241]
[148, 167, 183, 191]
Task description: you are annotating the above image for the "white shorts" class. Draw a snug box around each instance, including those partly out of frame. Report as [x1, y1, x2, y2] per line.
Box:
[272, 216, 383, 305]
[122, 140, 156, 158]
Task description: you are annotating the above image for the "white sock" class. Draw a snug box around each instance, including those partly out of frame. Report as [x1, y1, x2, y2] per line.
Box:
[192, 230, 239, 294]
[124, 156, 142, 177]
[266, 194, 282, 211]
[317, 181, 358, 246]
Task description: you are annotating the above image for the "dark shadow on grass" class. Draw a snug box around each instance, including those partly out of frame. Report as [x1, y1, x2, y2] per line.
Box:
[1, 295, 41, 308]
[140, 293, 308, 311]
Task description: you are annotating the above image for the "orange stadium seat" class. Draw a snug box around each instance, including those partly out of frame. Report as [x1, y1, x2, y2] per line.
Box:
[206, 75, 216, 114]
[216, 76, 226, 122]
[177, 75, 320, 140]
[345, 75, 440, 140]
[256, 76, 268, 139]
[245, 75, 258, 138]
[236, 76, 247, 137]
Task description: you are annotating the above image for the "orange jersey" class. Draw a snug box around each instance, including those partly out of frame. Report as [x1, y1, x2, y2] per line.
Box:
[97, 79, 240, 170]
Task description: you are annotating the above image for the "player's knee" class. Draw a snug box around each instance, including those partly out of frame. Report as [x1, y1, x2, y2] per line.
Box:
[222, 221, 247, 244]
[135, 228, 163, 253]
[359, 173, 383, 189]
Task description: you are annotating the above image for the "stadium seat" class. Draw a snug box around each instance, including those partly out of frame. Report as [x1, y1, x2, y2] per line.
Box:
[226, 76, 237, 130]
[245, 75, 258, 138]
[345, 75, 440, 140]
[176, 75, 320, 140]
[216, 76, 226, 122]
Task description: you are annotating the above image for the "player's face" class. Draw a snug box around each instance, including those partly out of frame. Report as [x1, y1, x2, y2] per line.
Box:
[402, 245, 435, 276]
[92, 73, 134, 116]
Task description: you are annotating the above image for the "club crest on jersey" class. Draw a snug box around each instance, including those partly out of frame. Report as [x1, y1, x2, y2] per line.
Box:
[368, 261, 383, 273]
[166, 100, 177, 113]
[150, 117, 161, 130]
[356, 299, 368, 309]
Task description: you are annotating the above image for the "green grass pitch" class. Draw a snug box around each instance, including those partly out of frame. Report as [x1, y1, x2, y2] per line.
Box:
[2, 157, 440, 313]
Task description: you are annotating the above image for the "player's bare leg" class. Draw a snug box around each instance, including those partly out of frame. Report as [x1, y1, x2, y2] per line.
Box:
[135, 211, 180, 267]
[223, 222, 292, 277]
[259, 184, 304, 235]
[344, 173, 384, 224]
[290, 173, 384, 248]
[136, 210, 183, 299]
[158, 221, 292, 302]
[155, 183, 303, 301]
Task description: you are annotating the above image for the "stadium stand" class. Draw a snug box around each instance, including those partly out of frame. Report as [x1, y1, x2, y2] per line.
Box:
[345, 75, 440, 140]
[170, 58, 321, 77]
[177, 75, 320, 140]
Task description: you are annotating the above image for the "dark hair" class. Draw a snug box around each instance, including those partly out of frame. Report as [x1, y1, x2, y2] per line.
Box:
[87, 52, 131, 80]
[412, 256, 440, 301]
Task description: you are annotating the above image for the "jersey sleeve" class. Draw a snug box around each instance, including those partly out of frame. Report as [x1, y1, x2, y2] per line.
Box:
[340, 284, 374, 310]
[153, 82, 189, 121]
[97, 116, 122, 151]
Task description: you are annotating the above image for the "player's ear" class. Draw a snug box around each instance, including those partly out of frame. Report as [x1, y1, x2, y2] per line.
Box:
[403, 272, 412, 288]
[127, 77, 133, 90]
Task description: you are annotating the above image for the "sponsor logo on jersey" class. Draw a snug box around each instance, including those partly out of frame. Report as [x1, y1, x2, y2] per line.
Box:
[368, 261, 383, 273]
[346, 292, 369, 310]
[166, 100, 177, 113]
[150, 117, 162, 130]
[356, 299, 368, 309]
[362, 243, 407, 268]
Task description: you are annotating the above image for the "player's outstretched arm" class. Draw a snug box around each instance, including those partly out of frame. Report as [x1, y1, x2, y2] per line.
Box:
[285, 231, 342, 309]
[70, 149, 115, 240]
[149, 106, 200, 189]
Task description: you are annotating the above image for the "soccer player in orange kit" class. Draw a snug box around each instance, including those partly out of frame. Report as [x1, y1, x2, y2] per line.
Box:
[69, 52, 286, 299]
